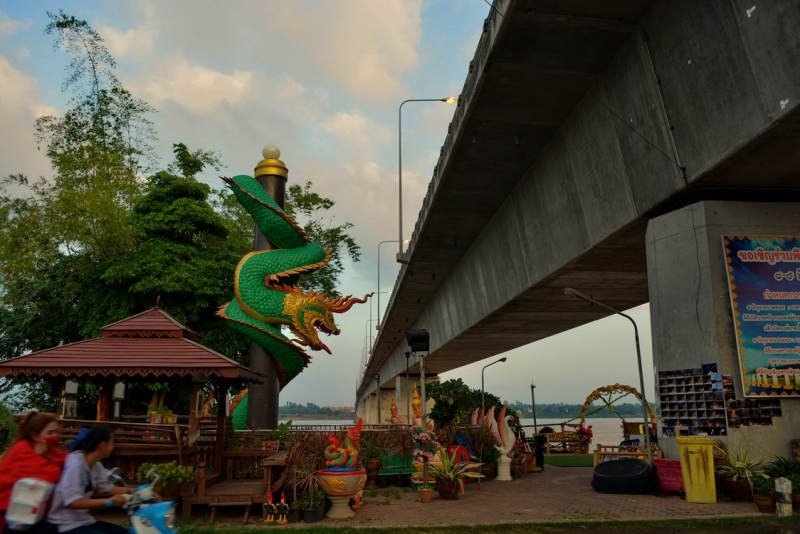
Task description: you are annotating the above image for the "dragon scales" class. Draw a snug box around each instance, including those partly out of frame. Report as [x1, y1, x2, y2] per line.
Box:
[217, 174, 370, 419]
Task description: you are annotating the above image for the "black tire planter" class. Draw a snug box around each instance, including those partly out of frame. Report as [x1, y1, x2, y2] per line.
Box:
[591, 459, 658, 494]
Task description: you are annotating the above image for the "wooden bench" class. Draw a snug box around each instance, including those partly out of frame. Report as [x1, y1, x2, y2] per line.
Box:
[593, 444, 663, 466]
[544, 432, 581, 454]
[378, 453, 416, 477]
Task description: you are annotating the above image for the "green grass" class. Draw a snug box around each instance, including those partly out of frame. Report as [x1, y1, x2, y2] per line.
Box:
[178, 514, 800, 534]
[543, 454, 594, 467]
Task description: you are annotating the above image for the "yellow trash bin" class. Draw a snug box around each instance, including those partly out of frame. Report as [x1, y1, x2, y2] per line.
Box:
[676, 437, 716, 503]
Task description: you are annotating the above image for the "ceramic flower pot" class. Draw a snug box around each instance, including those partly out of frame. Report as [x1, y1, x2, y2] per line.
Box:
[418, 488, 433, 503]
[153, 483, 181, 500]
[436, 480, 460, 500]
[316, 468, 367, 520]
[580, 443, 590, 454]
[722, 477, 753, 502]
[365, 458, 382, 489]
[753, 493, 776, 513]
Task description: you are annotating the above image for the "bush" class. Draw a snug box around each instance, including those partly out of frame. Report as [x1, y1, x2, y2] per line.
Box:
[752, 475, 774, 496]
[136, 461, 195, 484]
[0, 403, 17, 450]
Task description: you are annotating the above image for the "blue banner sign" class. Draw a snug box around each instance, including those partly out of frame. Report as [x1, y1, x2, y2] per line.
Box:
[723, 236, 800, 398]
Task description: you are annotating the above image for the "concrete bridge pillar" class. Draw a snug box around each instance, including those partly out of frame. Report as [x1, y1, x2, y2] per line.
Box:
[647, 201, 800, 460]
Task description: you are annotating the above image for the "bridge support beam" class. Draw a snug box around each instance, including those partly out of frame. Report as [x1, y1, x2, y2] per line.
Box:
[647, 201, 800, 460]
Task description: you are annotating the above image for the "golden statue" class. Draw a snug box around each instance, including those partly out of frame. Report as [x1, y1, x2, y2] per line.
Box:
[412, 384, 422, 419]
[201, 390, 216, 416]
[387, 398, 404, 424]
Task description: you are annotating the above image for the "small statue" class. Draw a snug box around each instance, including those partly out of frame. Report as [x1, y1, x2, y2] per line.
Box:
[386, 398, 404, 424]
[412, 384, 423, 427]
[262, 492, 276, 523]
[352, 490, 363, 509]
[201, 390, 216, 416]
[276, 492, 289, 524]
[324, 419, 362, 468]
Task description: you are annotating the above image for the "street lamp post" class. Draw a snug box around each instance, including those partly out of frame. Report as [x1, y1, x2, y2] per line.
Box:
[481, 357, 507, 409]
[405, 351, 412, 424]
[374, 374, 381, 424]
[530, 381, 538, 434]
[377, 240, 406, 328]
[398, 97, 457, 262]
[563, 287, 653, 465]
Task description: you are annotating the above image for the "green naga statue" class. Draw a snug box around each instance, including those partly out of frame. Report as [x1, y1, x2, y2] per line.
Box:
[217, 154, 369, 428]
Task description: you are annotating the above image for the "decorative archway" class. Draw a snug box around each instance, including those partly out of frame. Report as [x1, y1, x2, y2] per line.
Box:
[578, 384, 657, 425]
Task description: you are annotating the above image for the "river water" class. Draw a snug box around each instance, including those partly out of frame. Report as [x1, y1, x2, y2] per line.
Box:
[280, 417, 643, 447]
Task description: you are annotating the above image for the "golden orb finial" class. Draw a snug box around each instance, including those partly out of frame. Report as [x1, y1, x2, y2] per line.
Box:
[255, 144, 288, 180]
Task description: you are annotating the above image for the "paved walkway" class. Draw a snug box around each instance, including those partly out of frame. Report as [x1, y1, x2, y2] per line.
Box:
[332, 468, 758, 528]
[98, 466, 763, 528]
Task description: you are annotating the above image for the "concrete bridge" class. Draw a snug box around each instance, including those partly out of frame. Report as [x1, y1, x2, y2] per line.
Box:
[355, 0, 800, 440]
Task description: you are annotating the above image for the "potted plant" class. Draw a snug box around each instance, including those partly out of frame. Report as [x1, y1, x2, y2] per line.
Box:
[481, 446, 500, 480]
[714, 446, 772, 502]
[765, 457, 800, 509]
[303, 489, 326, 523]
[418, 484, 434, 503]
[787, 474, 800, 509]
[576, 423, 593, 454]
[427, 448, 484, 500]
[136, 461, 195, 499]
[751, 476, 776, 513]
[287, 494, 304, 523]
[0, 403, 17, 450]
[362, 438, 384, 489]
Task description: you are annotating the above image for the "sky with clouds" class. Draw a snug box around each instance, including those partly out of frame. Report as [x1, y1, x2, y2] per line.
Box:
[0, 1, 656, 410]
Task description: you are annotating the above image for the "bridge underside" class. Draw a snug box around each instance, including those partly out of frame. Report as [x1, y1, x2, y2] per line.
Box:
[357, 0, 800, 402]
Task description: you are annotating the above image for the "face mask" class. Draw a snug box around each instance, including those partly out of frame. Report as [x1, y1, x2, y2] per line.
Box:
[43, 435, 60, 446]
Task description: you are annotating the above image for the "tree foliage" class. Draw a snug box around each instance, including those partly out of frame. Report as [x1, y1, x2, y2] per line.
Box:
[284, 181, 360, 296]
[426, 378, 519, 432]
[0, 12, 361, 412]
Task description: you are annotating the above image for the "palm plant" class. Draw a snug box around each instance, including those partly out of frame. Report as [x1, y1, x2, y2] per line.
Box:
[714, 446, 773, 486]
[764, 456, 800, 479]
[427, 448, 484, 482]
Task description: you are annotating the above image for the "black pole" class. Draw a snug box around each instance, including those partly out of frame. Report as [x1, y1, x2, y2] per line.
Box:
[248, 146, 287, 431]
[531, 382, 537, 434]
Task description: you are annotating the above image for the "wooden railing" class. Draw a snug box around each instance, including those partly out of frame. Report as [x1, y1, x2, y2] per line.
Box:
[59, 419, 188, 479]
[544, 431, 581, 454]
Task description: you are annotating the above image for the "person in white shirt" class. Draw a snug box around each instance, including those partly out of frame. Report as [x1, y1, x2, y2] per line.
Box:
[47, 427, 133, 534]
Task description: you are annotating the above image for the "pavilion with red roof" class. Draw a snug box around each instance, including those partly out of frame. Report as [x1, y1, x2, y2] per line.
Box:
[0, 307, 261, 431]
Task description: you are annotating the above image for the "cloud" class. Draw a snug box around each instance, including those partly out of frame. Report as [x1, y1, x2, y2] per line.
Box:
[321, 110, 391, 158]
[131, 56, 257, 116]
[97, 24, 154, 60]
[0, 57, 57, 184]
[272, 0, 423, 100]
[0, 11, 22, 39]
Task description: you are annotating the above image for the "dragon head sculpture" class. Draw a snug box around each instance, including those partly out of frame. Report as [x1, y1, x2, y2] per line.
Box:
[279, 285, 373, 354]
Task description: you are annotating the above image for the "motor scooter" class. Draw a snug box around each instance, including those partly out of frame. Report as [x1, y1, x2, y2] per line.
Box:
[108, 468, 177, 534]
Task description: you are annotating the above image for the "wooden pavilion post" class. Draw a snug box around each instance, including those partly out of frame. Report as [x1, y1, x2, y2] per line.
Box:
[188, 381, 203, 433]
[214, 383, 228, 474]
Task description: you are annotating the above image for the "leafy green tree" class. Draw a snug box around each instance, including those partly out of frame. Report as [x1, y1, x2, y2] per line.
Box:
[0, 12, 157, 292]
[426, 378, 519, 432]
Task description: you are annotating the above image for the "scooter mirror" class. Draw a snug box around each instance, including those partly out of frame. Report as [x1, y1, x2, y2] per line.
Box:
[107, 467, 128, 487]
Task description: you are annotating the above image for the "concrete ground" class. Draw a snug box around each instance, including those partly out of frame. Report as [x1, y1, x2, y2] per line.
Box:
[157, 466, 769, 529]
